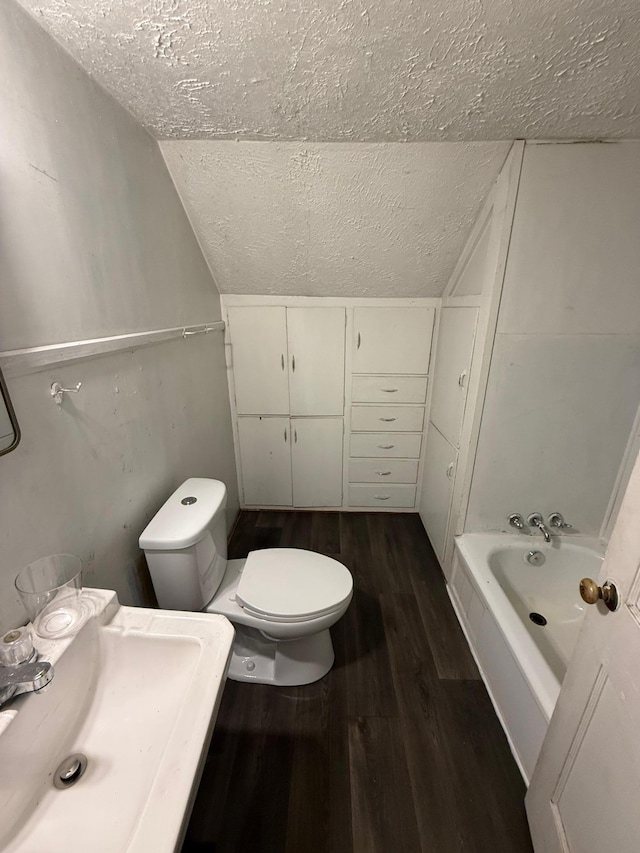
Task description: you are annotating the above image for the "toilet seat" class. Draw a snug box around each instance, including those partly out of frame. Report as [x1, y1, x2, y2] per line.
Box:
[236, 548, 353, 623]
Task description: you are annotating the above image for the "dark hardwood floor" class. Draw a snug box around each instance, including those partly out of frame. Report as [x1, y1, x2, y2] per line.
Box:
[182, 511, 533, 853]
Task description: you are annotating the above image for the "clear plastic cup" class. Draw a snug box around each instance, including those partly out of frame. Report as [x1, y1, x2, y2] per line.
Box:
[15, 554, 84, 639]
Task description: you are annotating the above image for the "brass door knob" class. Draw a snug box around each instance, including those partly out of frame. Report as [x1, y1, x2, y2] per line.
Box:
[579, 578, 619, 612]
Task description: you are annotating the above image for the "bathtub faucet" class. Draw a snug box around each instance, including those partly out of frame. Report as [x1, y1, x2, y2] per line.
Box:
[527, 513, 551, 543]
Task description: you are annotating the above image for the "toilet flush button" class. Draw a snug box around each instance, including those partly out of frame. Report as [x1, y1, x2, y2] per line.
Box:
[245, 660, 255, 672]
[181, 496, 197, 505]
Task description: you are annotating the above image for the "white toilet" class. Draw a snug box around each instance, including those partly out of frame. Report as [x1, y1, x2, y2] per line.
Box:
[139, 478, 353, 686]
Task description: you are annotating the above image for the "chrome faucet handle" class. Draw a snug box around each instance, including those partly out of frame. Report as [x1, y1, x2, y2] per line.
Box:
[508, 513, 525, 530]
[548, 512, 571, 529]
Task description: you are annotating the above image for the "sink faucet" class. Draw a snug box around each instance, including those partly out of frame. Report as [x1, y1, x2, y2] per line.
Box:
[527, 513, 551, 543]
[0, 660, 53, 707]
[0, 629, 54, 708]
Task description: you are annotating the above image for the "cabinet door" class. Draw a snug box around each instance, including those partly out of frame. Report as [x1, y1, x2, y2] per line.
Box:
[429, 307, 478, 447]
[228, 307, 289, 415]
[419, 423, 457, 562]
[237, 417, 292, 506]
[352, 307, 434, 374]
[288, 308, 345, 415]
[291, 418, 343, 507]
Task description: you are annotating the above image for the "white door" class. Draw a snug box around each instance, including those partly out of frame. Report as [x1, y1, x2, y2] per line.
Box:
[526, 451, 640, 852]
[418, 423, 457, 562]
[291, 418, 343, 507]
[237, 417, 292, 506]
[352, 307, 435, 374]
[228, 307, 289, 415]
[429, 307, 478, 448]
[287, 307, 345, 416]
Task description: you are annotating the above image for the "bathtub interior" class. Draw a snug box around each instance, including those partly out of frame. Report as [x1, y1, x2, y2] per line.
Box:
[487, 543, 603, 683]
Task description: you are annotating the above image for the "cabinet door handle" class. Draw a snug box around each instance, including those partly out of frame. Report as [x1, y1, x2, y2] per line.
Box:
[281, 353, 285, 371]
[376, 471, 392, 476]
[357, 332, 361, 350]
[378, 444, 394, 449]
[446, 462, 455, 479]
[374, 495, 391, 500]
[292, 354, 296, 372]
[458, 370, 467, 388]
[379, 417, 396, 422]
[284, 428, 288, 443]
[294, 428, 298, 443]
[381, 388, 398, 393]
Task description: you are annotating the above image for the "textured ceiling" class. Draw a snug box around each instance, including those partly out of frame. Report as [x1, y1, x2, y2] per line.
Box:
[161, 141, 511, 296]
[17, 0, 640, 141]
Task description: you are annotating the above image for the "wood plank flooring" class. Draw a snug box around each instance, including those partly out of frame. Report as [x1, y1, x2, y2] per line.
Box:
[182, 511, 533, 853]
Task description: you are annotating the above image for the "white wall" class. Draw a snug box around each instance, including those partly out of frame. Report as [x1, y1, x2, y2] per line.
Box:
[0, 0, 238, 632]
[467, 142, 640, 536]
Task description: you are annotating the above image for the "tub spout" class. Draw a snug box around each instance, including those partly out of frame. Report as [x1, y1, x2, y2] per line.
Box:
[527, 513, 551, 543]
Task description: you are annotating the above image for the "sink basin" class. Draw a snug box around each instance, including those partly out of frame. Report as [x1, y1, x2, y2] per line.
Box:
[0, 589, 234, 853]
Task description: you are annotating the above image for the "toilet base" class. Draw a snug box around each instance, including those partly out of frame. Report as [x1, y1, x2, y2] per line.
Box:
[227, 625, 335, 686]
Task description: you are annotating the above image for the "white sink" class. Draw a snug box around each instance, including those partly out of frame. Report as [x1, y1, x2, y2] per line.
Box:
[0, 589, 234, 853]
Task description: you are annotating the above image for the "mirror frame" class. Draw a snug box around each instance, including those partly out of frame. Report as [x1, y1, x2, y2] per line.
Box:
[0, 367, 21, 456]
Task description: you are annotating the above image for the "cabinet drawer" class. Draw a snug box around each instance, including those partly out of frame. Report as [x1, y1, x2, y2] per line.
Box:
[351, 406, 424, 433]
[349, 458, 419, 484]
[350, 433, 422, 458]
[349, 484, 417, 508]
[352, 375, 428, 404]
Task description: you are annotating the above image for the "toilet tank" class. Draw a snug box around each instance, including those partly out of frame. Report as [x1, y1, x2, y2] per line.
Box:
[139, 479, 228, 611]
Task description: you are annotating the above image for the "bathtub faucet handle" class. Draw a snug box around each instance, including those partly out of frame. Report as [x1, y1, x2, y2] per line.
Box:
[548, 512, 571, 530]
[508, 513, 525, 530]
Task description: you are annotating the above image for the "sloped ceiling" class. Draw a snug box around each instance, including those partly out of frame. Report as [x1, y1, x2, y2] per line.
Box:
[15, 0, 640, 297]
[161, 141, 511, 296]
[16, 0, 640, 141]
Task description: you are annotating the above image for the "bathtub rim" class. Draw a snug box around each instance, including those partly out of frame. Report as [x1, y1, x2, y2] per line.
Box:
[453, 532, 604, 724]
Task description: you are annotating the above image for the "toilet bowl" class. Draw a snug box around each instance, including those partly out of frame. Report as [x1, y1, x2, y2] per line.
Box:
[139, 479, 353, 686]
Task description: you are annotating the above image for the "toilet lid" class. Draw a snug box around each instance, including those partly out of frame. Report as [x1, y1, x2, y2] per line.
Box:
[236, 549, 353, 620]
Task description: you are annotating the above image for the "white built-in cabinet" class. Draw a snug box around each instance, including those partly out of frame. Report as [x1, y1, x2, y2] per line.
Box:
[291, 418, 344, 507]
[238, 416, 344, 507]
[348, 307, 435, 508]
[237, 417, 293, 506]
[226, 301, 436, 510]
[352, 308, 434, 374]
[228, 307, 289, 415]
[418, 143, 524, 572]
[429, 307, 478, 448]
[229, 306, 345, 416]
[421, 424, 457, 559]
[420, 308, 478, 560]
[229, 306, 346, 508]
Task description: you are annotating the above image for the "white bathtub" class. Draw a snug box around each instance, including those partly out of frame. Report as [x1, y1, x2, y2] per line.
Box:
[449, 533, 603, 784]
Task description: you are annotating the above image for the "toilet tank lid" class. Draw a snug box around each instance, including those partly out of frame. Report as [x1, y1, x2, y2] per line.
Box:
[139, 479, 227, 551]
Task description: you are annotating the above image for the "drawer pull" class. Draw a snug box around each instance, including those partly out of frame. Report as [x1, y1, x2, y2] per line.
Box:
[378, 444, 395, 449]
[446, 462, 455, 479]
[281, 353, 285, 371]
[374, 495, 391, 500]
[381, 388, 398, 393]
[357, 332, 362, 350]
[458, 369, 467, 388]
[379, 417, 397, 422]
[376, 471, 392, 476]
